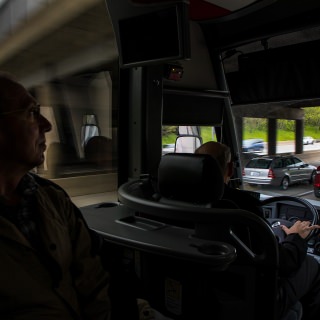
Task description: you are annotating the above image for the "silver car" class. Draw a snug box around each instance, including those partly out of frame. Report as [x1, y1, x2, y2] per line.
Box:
[242, 155, 317, 190]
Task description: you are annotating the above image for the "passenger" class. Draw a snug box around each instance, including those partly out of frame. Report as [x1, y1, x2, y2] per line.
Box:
[0, 72, 112, 319]
[195, 141, 320, 319]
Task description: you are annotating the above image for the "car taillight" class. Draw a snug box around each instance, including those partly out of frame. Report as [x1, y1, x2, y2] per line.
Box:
[242, 168, 245, 176]
[268, 169, 276, 178]
[314, 173, 320, 187]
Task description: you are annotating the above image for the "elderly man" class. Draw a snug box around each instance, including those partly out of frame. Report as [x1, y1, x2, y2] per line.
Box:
[0, 71, 111, 319]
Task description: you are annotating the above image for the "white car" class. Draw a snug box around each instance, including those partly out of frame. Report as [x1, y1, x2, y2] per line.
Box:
[303, 136, 314, 145]
[162, 143, 175, 155]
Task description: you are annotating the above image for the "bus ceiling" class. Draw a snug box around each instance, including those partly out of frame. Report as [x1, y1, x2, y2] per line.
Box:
[118, 0, 320, 56]
[130, 0, 272, 21]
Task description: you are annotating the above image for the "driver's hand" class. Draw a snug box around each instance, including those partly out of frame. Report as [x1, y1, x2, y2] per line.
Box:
[281, 220, 320, 239]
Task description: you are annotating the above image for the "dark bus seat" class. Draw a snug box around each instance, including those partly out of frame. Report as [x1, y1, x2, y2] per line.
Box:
[82, 153, 300, 319]
[157, 153, 225, 205]
[153, 153, 302, 320]
[115, 154, 279, 319]
[84, 135, 113, 168]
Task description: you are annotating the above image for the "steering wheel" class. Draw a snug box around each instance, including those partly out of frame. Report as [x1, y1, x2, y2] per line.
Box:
[261, 196, 319, 242]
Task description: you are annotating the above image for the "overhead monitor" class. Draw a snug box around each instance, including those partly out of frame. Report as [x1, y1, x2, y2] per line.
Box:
[116, 3, 190, 68]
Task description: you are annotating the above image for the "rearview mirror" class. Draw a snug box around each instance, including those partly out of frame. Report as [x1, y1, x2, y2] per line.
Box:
[175, 135, 202, 153]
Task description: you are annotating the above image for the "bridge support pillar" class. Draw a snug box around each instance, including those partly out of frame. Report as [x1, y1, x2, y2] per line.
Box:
[268, 119, 277, 155]
[295, 120, 304, 154]
[235, 116, 243, 150]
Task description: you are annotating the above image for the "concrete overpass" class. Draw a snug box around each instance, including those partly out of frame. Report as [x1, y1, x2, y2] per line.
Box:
[0, 0, 117, 87]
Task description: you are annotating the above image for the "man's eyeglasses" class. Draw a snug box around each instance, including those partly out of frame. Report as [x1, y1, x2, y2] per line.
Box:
[0, 105, 41, 122]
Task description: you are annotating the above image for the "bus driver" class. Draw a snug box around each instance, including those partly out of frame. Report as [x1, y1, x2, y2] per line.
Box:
[195, 141, 320, 319]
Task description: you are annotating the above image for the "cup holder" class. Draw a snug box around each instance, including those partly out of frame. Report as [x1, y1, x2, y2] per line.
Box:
[96, 202, 120, 208]
[190, 241, 237, 270]
[192, 242, 235, 256]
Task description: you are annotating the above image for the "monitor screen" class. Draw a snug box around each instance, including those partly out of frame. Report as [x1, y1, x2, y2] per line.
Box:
[118, 4, 190, 68]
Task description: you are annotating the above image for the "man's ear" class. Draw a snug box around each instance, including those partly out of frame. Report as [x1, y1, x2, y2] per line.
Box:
[227, 161, 234, 177]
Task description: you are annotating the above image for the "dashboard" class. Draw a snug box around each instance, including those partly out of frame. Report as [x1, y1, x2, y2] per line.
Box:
[262, 200, 320, 262]
[262, 202, 314, 221]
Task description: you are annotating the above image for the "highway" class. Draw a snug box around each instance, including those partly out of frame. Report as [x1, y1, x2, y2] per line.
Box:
[275, 141, 320, 154]
[252, 140, 320, 156]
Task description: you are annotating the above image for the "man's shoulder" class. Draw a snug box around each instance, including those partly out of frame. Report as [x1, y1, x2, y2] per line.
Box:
[31, 173, 84, 216]
[30, 173, 69, 198]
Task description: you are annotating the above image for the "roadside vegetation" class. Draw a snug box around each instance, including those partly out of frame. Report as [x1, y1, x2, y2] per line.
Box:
[243, 106, 320, 141]
[162, 107, 320, 144]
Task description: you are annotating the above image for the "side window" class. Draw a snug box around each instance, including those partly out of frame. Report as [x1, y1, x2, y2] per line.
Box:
[273, 159, 282, 169]
[292, 157, 303, 165]
[285, 158, 294, 167]
[27, 70, 119, 206]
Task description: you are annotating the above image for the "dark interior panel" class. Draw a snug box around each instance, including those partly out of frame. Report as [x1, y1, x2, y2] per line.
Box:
[226, 40, 320, 104]
[163, 91, 225, 125]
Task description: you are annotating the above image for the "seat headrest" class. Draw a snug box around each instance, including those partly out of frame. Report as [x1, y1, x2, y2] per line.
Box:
[158, 153, 224, 204]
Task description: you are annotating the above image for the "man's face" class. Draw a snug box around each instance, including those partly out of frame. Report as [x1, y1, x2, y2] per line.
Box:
[0, 81, 52, 171]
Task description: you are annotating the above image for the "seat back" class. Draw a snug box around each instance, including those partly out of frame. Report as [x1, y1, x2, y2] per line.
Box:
[84, 135, 112, 167]
[114, 153, 282, 319]
[148, 153, 280, 319]
[158, 153, 224, 205]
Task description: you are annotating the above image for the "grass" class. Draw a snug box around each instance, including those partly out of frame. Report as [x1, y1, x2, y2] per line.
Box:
[162, 133, 177, 145]
[162, 125, 320, 145]
[162, 127, 216, 145]
[243, 126, 320, 142]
